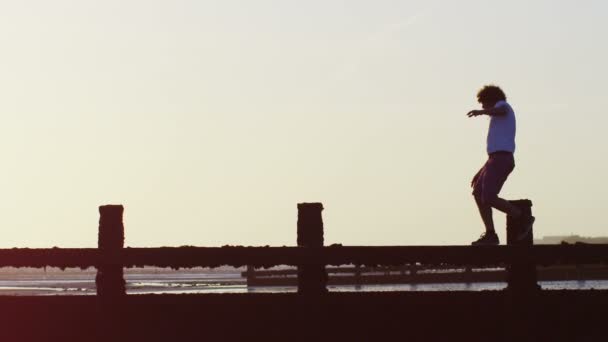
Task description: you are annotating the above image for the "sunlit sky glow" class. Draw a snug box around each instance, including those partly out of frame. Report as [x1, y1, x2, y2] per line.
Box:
[1, 0, 607, 247]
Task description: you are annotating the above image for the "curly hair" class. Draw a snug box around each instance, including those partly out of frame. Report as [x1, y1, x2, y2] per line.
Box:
[476, 85, 506, 105]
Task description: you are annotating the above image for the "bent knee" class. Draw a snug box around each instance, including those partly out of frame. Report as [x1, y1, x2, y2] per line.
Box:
[482, 194, 498, 206]
[475, 193, 497, 206]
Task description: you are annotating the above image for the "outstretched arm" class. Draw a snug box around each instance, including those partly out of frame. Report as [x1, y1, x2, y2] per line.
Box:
[467, 106, 508, 117]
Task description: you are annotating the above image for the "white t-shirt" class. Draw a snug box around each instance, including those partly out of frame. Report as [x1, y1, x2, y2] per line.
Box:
[487, 100, 516, 154]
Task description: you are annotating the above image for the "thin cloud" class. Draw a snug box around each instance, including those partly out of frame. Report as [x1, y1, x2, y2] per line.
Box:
[333, 5, 436, 79]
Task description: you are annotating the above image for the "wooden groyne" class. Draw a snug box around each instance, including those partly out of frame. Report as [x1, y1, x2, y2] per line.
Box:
[2, 201, 608, 341]
[2, 201, 608, 292]
[242, 264, 608, 286]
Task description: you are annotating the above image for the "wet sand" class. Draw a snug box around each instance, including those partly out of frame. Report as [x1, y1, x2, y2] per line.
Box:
[1, 290, 607, 341]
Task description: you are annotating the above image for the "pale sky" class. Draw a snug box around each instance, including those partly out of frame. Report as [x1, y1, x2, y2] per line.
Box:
[1, 0, 607, 248]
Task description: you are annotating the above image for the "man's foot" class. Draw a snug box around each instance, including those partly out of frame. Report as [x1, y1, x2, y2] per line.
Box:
[471, 231, 499, 246]
[515, 215, 536, 241]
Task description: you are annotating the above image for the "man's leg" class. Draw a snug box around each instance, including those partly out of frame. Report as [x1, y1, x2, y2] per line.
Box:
[487, 196, 522, 218]
[471, 161, 500, 245]
[475, 195, 495, 233]
[489, 196, 535, 240]
[471, 195, 500, 245]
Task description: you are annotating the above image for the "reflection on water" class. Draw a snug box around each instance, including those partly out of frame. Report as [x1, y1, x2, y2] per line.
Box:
[2, 274, 608, 295]
[329, 282, 508, 292]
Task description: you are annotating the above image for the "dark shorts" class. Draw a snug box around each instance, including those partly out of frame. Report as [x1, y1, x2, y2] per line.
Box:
[472, 152, 515, 204]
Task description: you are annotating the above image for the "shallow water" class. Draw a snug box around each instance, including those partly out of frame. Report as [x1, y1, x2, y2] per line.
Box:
[2, 272, 608, 295]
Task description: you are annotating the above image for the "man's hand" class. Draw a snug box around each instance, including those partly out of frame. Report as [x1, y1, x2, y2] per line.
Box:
[467, 109, 485, 117]
[467, 105, 507, 117]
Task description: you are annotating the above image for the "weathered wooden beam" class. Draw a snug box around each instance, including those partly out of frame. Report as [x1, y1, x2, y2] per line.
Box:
[0, 248, 99, 268]
[1, 245, 608, 269]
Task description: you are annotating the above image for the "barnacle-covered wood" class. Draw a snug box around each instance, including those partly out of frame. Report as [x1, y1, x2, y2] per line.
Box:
[96, 205, 126, 296]
[506, 200, 537, 290]
[1, 245, 608, 269]
[0, 248, 99, 268]
[296, 202, 327, 294]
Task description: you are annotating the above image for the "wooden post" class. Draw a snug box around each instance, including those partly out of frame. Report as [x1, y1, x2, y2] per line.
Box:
[465, 266, 473, 283]
[96, 205, 126, 297]
[408, 263, 418, 284]
[354, 264, 362, 286]
[297, 202, 327, 294]
[246, 265, 256, 287]
[506, 199, 539, 291]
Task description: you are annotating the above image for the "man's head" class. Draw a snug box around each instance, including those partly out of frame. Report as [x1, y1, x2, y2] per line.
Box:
[477, 85, 506, 109]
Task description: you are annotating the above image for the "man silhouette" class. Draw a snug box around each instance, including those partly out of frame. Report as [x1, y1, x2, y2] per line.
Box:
[467, 85, 534, 245]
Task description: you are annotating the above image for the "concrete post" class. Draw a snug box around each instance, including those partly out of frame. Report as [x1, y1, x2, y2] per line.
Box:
[96, 205, 126, 297]
[297, 202, 327, 294]
[506, 199, 539, 291]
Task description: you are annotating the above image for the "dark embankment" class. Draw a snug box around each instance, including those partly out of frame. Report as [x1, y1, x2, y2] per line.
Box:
[1, 291, 607, 342]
